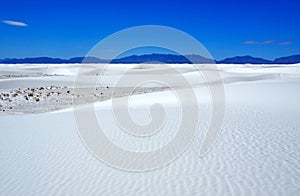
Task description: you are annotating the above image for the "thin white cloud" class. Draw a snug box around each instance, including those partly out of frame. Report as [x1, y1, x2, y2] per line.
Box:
[284, 47, 300, 51]
[278, 41, 293, 46]
[243, 40, 274, 45]
[2, 20, 28, 27]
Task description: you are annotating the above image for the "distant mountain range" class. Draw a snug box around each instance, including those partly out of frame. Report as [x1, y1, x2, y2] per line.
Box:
[218, 55, 273, 64]
[273, 54, 300, 64]
[1, 54, 300, 64]
[111, 54, 214, 64]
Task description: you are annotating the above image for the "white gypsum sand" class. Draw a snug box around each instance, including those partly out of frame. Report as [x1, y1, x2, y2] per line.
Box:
[0, 63, 300, 195]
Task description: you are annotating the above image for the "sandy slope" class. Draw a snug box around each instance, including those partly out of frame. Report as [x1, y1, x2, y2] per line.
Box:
[0, 64, 300, 195]
[1, 63, 300, 114]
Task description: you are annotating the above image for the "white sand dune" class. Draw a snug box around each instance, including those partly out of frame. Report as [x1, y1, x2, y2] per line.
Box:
[1, 63, 300, 89]
[0, 64, 300, 195]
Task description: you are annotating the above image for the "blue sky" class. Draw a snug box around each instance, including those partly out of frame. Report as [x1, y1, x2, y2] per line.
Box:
[0, 0, 300, 60]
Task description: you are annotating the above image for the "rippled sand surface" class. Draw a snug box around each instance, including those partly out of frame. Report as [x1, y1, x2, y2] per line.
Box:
[0, 64, 300, 195]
